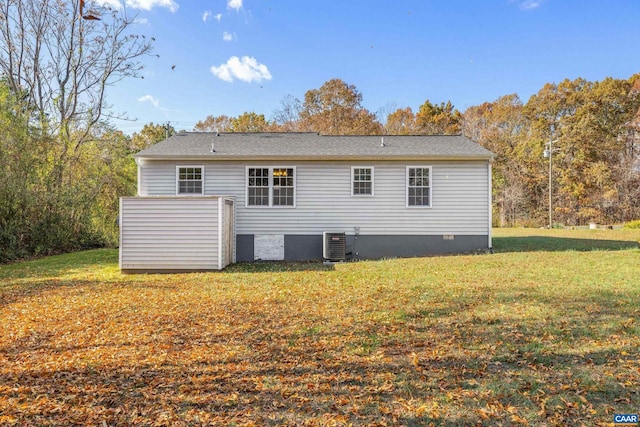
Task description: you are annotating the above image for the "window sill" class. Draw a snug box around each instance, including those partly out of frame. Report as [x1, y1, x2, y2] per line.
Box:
[245, 205, 297, 209]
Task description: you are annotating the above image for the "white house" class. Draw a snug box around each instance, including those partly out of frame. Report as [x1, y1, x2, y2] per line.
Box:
[119, 132, 494, 272]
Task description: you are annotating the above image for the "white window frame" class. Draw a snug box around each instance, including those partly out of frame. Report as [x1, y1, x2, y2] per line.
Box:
[176, 165, 204, 195]
[246, 167, 270, 207]
[245, 166, 296, 208]
[351, 166, 374, 197]
[406, 166, 432, 208]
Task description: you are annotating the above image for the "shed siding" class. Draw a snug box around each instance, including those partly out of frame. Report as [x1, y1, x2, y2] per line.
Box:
[137, 160, 490, 236]
[120, 197, 219, 270]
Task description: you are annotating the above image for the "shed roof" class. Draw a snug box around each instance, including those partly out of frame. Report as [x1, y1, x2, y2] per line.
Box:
[134, 132, 494, 161]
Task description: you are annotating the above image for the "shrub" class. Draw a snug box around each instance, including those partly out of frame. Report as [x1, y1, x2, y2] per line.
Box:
[624, 219, 640, 229]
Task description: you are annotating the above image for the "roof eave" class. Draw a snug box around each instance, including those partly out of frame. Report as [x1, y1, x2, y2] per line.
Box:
[134, 154, 494, 161]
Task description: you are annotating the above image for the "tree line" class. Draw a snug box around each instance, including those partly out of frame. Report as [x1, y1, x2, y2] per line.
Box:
[0, 0, 151, 261]
[196, 76, 640, 228]
[0, 80, 175, 262]
[194, 79, 463, 136]
[0, 1, 638, 262]
[466, 77, 640, 227]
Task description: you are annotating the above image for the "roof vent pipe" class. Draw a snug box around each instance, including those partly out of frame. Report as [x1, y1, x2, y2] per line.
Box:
[381, 137, 385, 147]
[211, 142, 215, 153]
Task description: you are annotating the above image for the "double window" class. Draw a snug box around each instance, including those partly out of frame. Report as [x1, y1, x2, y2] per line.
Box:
[351, 167, 374, 196]
[407, 166, 431, 207]
[246, 167, 295, 207]
[176, 166, 204, 195]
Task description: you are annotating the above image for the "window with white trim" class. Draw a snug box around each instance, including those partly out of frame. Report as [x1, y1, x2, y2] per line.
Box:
[272, 168, 295, 206]
[352, 167, 374, 196]
[247, 167, 269, 206]
[246, 167, 295, 207]
[407, 166, 431, 207]
[177, 166, 204, 195]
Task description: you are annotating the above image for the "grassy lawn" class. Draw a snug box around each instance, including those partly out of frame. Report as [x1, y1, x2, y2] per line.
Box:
[0, 229, 639, 426]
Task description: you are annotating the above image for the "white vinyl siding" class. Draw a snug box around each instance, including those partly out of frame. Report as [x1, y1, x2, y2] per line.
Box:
[351, 166, 374, 196]
[119, 196, 234, 271]
[137, 160, 490, 236]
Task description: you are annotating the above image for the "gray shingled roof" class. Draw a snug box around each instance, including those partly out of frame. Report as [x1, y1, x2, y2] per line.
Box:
[134, 132, 494, 160]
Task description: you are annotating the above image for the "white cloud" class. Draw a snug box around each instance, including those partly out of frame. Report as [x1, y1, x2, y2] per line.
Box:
[96, 0, 122, 9]
[125, 0, 179, 12]
[227, 0, 242, 11]
[210, 56, 272, 83]
[202, 10, 211, 22]
[515, 0, 543, 10]
[215, 13, 223, 22]
[138, 94, 160, 107]
[520, 0, 542, 9]
[134, 17, 149, 25]
[222, 31, 234, 41]
[97, 0, 182, 12]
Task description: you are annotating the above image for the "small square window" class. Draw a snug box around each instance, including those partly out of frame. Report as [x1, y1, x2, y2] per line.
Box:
[177, 166, 204, 195]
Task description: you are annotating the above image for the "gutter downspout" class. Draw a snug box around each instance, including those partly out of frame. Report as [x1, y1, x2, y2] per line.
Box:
[135, 157, 143, 196]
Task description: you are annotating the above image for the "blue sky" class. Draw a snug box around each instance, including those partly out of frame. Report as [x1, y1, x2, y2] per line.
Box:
[102, 0, 640, 134]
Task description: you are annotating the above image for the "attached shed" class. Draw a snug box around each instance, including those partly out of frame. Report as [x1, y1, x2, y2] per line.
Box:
[119, 196, 235, 272]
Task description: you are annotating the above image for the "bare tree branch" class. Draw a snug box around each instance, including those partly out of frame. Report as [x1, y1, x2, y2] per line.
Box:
[0, 0, 152, 159]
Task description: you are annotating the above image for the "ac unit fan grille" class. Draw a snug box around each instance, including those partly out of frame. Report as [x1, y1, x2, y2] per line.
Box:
[323, 232, 346, 261]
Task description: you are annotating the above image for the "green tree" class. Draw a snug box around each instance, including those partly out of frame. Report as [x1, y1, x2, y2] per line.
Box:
[131, 122, 175, 151]
[84, 127, 136, 244]
[0, 0, 153, 259]
[416, 100, 461, 134]
[0, 81, 135, 260]
[0, 80, 45, 260]
[230, 112, 271, 132]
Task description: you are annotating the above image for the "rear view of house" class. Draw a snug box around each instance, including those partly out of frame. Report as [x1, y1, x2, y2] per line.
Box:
[120, 132, 494, 272]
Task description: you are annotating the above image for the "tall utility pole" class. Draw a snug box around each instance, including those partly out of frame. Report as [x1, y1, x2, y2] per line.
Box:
[547, 137, 553, 228]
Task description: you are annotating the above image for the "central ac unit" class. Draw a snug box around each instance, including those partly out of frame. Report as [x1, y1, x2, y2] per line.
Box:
[323, 231, 346, 262]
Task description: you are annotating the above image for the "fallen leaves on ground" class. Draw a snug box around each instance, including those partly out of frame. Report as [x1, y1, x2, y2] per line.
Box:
[1, 241, 639, 425]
